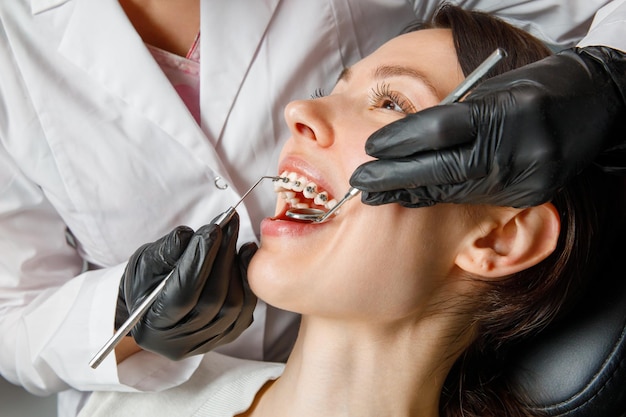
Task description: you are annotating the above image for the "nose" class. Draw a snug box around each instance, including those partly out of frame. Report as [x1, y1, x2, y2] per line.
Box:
[284, 98, 335, 148]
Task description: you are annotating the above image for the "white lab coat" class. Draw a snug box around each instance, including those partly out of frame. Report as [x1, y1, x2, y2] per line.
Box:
[578, 0, 626, 51]
[0, 0, 618, 416]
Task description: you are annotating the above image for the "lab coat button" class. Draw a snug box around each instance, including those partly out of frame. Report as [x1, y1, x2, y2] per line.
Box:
[214, 176, 229, 190]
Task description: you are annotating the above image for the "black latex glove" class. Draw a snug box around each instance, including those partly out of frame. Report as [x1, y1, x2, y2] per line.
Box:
[115, 212, 258, 360]
[350, 46, 626, 208]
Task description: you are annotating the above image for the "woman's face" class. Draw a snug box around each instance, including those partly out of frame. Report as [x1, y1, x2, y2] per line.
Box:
[250, 29, 475, 320]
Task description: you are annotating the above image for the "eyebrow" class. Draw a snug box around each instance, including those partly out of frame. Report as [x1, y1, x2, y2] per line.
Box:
[336, 65, 439, 98]
[336, 67, 352, 83]
[374, 65, 439, 97]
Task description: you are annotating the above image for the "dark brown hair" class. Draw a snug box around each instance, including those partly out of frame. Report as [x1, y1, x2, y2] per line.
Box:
[410, 4, 626, 417]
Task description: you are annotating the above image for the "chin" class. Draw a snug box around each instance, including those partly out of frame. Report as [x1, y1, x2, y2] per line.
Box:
[247, 250, 287, 305]
[247, 248, 313, 314]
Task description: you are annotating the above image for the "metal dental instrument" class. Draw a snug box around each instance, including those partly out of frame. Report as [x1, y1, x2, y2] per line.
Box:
[286, 48, 507, 224]
[89, 175, 283, 369]
[285, 187, 361, 223]
[440, 48, 507, 105]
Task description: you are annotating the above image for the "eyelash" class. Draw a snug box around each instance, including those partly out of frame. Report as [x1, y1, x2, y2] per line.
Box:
[368, 82, 415, 114]
[310, 85, 415, 114]
[310, 88, 326, 99]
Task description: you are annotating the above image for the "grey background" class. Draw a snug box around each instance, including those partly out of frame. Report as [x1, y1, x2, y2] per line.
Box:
[0, 375, 57, 417]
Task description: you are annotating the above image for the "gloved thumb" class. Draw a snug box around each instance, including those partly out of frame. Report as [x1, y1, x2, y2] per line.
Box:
[151, 225, 195, 271]
[364, 103, 473, 158]
[238, 242, 258, 272]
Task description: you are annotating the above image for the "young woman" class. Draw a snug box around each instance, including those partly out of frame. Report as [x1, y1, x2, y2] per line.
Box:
[77, 5, 626, 417]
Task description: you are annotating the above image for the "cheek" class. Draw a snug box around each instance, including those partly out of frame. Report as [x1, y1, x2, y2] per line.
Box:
[342, 143, 373, 175]
[334, 124, 379, 180]
[249, 204, 467, 320]
[334, 101, 400, 170]
[340, 204, 471, 318]
[336, 215, 451, 318]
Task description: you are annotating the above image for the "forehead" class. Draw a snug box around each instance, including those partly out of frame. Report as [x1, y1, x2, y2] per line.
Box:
[348, 29, 463, 97]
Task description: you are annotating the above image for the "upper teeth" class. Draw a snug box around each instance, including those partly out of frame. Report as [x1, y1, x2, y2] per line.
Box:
[274, 171, 338, 211]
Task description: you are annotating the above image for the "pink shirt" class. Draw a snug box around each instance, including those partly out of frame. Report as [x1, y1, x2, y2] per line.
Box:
[147, 33, 201, 124]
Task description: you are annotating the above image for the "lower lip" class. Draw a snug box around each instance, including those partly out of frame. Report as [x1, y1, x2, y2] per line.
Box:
[260, 217, 324, 237]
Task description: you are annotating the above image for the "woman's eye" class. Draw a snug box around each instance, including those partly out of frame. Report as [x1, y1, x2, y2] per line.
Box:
[369, 82, 416, 114]
[380, 98, 405, 112]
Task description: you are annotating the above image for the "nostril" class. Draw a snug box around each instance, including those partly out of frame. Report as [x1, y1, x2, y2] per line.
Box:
[295, 122, 316, 140]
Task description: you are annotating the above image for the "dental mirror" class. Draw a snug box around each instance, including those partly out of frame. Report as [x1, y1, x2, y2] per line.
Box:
[286, 187, 360, 223]
[286, 47, 506, 224]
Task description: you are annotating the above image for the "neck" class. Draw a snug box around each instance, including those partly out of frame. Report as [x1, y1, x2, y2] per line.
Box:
[119, 0, 200, 57]
[247, 315, 472, 417]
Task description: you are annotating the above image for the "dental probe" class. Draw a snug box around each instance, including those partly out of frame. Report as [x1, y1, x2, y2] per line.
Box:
[89, 176, 284, 369]
[440, 48, 507, 104]
[286, 48, 507, 224]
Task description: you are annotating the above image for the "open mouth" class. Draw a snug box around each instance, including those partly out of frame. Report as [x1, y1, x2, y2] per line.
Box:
[273, 171, 338, 220]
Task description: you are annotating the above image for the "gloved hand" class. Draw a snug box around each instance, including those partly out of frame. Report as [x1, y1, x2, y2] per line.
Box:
[115, 213, 258, 360]
[350, 46, 626, 208]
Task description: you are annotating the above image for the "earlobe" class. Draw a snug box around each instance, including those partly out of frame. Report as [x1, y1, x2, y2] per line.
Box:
[455, 203, 560, 278]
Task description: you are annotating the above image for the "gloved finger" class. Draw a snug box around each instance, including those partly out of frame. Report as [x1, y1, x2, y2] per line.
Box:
[201, 268, 246, 337]
[351, 145, 481, 193]
[360, 190, 436, 208]
[235, 262, 258, 328]
[145, 223, 223, 328]
[408, 179, 537, 207]
[194, 213, 240, 316]
[132, 226, 195, 278]
[187, 243, 258, 357]
[186, 270, 258, 358]
[226, 242, 259, 338]
[160, 226, 196, 266]
[205, 242, 258, 332]
[364, 103, 473, 158]
[238, 242, 258, 271]
[368, 178, 495, 207]
[123, 226, 195, 316]
[155, 269, 245, 345]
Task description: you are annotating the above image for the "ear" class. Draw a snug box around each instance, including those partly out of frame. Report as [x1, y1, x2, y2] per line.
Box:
[455, 203, 560, 278]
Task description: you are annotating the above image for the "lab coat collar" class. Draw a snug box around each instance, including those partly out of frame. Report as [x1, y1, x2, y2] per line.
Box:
[54, 0, 230, 172]
[199, 0, 281, 142]
[31, 0, 70, 14]
[42, 0, 281, 178]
